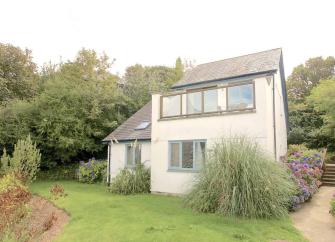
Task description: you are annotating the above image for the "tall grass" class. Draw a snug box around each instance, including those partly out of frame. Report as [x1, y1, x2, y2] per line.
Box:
[109, 164, 150, 195]
[184, 137, 295, 218]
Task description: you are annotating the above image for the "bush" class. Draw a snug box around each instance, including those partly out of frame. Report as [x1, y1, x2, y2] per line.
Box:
[49, 184, 66, 200]
[78, 158, 106, 183]
[3, 136, 41, 182]
[286, 145, 324, 210]
[184, 137, 295, 218]
[0, 173, 31, 237]
[37, 164, 78, 181]
[109, 164, 150, 195]
[0, 148, 10, 177]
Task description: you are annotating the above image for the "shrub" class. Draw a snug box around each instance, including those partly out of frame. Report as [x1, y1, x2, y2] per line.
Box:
[0, 173, 31, 237]
[0, 148, 10, 176]
[286, 145, 324, 210]
[78, 158, 106, 183]
[109, 164, 150, 195]
[6, 136, 41, 182]
[37, 164, 78, 181]
[184, 137, 295, 218]
[49, 184, 66, 200]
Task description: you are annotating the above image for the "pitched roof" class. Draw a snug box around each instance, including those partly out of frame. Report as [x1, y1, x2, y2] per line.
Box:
[103, 101, 151, 142]
[173, 48, 282, 88]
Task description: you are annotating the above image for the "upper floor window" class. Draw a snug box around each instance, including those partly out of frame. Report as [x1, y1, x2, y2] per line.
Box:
[160, 81, 255, 118]
[162, 95, 181, 117]
[227, 83, 254, 110]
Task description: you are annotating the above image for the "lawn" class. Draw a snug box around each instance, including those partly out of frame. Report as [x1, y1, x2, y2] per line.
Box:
[31, 181, 306, 242]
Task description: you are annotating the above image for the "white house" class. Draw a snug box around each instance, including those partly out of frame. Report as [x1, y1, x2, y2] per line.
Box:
[103, 48, 289, 195]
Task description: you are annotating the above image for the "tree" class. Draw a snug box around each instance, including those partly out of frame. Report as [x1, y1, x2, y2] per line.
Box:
[287, 56, 335, 103]
[175, 57, 184, 81]
[0, 43, 38, 105]
[123, 63, 181, 109]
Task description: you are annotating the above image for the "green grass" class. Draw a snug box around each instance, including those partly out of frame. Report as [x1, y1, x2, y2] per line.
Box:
[31, 181, 306, 242]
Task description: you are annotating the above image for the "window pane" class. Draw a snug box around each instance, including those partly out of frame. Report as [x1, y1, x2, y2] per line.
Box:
[204, 89, 218, 112]
[228, 84, 253, 110]
[194, 141, 206, 169]
[182, 141, 193, 168]
[162, 95, 181, 117]
[134, 145, 141, 164]
[126, 145, 134, 166]
[187, 92, 202, 114]
[170, 143, 180, 168]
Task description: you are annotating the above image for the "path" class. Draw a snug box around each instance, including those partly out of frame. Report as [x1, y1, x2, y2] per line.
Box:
[291, 186, 335, 242]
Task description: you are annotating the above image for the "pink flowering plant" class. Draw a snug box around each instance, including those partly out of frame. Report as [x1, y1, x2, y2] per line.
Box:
[286, 145, 324, 210]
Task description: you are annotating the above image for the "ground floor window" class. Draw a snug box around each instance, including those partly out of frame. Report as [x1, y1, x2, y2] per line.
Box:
[168, 140, 206, 171]
[126, 143, 141, 167]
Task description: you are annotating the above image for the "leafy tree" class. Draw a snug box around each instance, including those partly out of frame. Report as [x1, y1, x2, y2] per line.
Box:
[175, 57, 184, 81]
[0, 43, 38, 105]
[123, 62, 182, 109]
[287, 56, 335, 103]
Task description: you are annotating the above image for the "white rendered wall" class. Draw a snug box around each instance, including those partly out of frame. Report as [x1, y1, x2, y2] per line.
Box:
[150, 76, 287, 194]
[109, 141, 151, 179]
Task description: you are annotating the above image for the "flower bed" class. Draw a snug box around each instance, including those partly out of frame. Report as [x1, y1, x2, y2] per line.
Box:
[286, 145, 324, 210]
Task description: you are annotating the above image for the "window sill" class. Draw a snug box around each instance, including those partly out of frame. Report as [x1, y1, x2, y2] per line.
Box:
[167, 168, 200, 173]
[159, 108, 256, 121]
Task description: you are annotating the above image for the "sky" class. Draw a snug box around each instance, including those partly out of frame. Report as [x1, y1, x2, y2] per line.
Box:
[1, 0, 335, 77]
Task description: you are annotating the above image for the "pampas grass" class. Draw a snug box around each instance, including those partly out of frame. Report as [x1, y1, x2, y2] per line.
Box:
[184, 136, 295, 218]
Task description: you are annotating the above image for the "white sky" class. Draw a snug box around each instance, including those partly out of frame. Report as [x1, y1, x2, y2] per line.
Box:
[1, 0, 334, 77]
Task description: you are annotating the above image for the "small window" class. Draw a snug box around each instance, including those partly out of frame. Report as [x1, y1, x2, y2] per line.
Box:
[126, 143, 141, 167]
[204, 89, 219, 112]
[169, 140, 206, 170]
[187, 92, 202, 114]
[135, 121, 150, 130]
[227, 83, 254, 110]
[162, 95, 181, 117]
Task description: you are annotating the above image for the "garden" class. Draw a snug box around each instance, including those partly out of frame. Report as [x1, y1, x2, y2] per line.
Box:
[1, 134, 330, 242]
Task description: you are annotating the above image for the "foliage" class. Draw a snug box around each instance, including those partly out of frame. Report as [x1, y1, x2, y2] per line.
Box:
[0, 148, 10, 176]
[288, 104, 335, 151]
[0, 43, 38, 105]
[6, 135, 41, 182]
[123, 60, 183, 109]
[286, 145, 324, 210]
[331, 194, 335, 216]
[0, 173, 31, 238]
[31, 181, 306, 242]
[184, 137, 295, 218]
[287, 56, 335, 103]
[49, 184, 66, 200]
[78, 158, 106, 183]
[37, 164, 78, 181]
[109, 164, 150, 195]
[308, 79, 335, 131]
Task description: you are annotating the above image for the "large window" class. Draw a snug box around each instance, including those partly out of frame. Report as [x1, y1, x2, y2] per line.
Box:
[227, 83, 254, 110]
[162, 95, 181, 117]
[204, 89, 219, 112]
[169, 140, 206, 170]
[126, 144, 141, 167]
[187, 92, 202, 114]
[160, 81, 255, 118]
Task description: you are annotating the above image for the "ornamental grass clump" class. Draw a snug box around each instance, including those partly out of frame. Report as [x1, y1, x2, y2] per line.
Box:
[109, 164, 150, 195]
[184, 137, 295, 218]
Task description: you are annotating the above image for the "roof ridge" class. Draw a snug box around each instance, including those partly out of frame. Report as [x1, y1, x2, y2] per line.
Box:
[195, 48, 282, 67]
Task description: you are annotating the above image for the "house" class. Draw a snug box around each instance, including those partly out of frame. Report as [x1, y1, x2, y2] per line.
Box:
[103, 48, 288, 195]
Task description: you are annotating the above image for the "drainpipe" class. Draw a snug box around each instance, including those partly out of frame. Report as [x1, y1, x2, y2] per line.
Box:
[107, 141, 112, 186]
[272, 74, 277, 161]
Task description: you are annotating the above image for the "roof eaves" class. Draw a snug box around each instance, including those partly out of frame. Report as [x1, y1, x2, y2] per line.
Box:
[171, 69, 278, 89]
